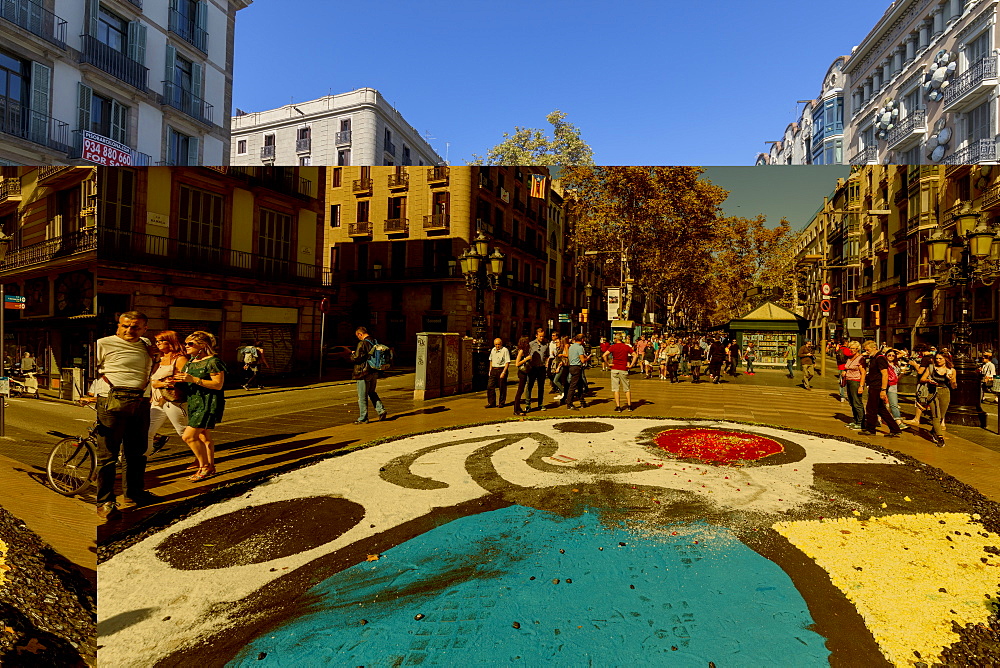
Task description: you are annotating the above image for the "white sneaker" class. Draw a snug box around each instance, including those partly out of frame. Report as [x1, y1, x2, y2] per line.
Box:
[555, 393, 564, 401]
[839, 397, 845, 403]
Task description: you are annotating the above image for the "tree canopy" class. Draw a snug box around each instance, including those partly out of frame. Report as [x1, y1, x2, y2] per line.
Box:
[468, 111, 595, 166]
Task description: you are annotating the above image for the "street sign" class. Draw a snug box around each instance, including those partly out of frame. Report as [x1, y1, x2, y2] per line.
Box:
[821, 283, 831, 296]
[3, 295, 25, 303]
[820, 299, 831, 315]
[319, 297, 332, 314]
[558, 313, 571, 323]
[846, 318, 862, 337]
[3, 303, 25, 310]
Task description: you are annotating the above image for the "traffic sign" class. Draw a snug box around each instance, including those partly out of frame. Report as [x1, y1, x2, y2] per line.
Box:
[3, 295, 25, 303]
[3, 303, 25, 310]
[821, 283, 831, 296]
[558, 313, 571, 323]
[820, 299, 832, 315]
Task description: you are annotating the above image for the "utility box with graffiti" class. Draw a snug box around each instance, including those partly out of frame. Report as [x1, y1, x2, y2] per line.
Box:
[414, 333, 475, 401]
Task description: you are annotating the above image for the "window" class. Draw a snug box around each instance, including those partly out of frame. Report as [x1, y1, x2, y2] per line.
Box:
[167, 126, 197, 165]
[98, 7, 127, 52]
[968, 100, 991, 142]
[403, 145, 411, 165]
[330, 204, 340, 227]
[904, 87, 922, 116]
[384, 128, 393, 154]
[861, 126, 875, 149]
[387, 196, 405, 219]
[264, 134, 275, 146]
[259, 207, 292, 273]
[177, 185, 223, 254]
[337, 148, 350, 166]
[0, 51, 27, 135]
[357, 200, 369, 223]
[430, 285, 443, 310]
[237, 139, 246, 154]
[297, 126, 310, 140]
[331, 167, 341, 187]
[432, 191, 449, 217]
[98, 167, 135, 231]
[299, 156, 311, 166]
[901, 145, 921, 164]
[967, 31, 990, 68]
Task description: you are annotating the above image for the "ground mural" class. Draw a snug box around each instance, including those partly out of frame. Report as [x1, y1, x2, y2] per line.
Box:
[97, 418, 1000, 667]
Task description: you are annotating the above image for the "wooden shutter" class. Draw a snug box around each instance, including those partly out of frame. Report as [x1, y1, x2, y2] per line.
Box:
[195, 1, 208, 50]
[110, 100, 127, 144]
[29, 62, 51, 145]
[164, 44, 176, 87]
[77, 82, 93, 133]
[191, 61, 203, 98]
[187, 135, 199, 166]
[88, 0, 99, 37]
[127, 21, 146, 65]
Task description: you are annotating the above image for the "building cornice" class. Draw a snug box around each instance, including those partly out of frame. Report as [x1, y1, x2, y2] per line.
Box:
[846, 0, 931, 77]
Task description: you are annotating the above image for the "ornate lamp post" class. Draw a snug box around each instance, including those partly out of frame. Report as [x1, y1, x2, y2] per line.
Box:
[925, 211, 1000, 428]
[459, 232, 504, 390]
[0, 231, 11, 436]
[584, 283, 593, 344]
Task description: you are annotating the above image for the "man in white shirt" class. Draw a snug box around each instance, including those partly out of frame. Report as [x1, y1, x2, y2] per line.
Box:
[94, 311, 158, 520]
[485, 338, 511, 408]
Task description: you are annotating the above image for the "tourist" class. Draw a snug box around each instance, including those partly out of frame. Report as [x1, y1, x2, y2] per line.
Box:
[238, 340, 269, 390]
[727, 337, 740, 377]
[920, 352, 957, 447]
[565, 333, 590, 410]
[885, 348, 905, 428]
[641, 337, 656, 378]
[903, 344, 934, 427]
[798, 340, 816, 390]
[511, 337, 532, 416]
[841, 341, 866, 430]
[599, 337, 611, 371]
[174, 331, 227, 481]
[743, 342, 757, 375]
[485, 338, 510, 408]
[784, 343, 796, 379]
[553, 336, 571, 404]
[662, 337, 681, 383]
[603, 333, 637, 411]
[686, 337, 705, 383]
[528, 328, 550, 411]
[835, 340, 850, 403]
[707, 337, 727, 384]
[147, 330, 189, 457]
[981, 352, 996, 404]
[350, 326, 387, 424]
[859, 341, 902, 438]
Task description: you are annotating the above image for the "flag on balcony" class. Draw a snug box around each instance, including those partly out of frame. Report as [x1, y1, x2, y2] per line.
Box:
[529, 174, 547, 198]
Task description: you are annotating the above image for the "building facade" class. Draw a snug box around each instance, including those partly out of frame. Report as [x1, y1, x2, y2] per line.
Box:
[0, 0, 251, 167]
[322, 166, 563, 362]
[230, 88, 443, 168]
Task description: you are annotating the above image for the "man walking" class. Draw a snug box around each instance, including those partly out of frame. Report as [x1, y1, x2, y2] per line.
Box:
[94, 311, 159, 520]
[485, 338, 510, 408]
[798, 340, 816, 390]
[603, 333, 637, 411]
[528, 328, 550, 411]
[239, 340, 269, 390]
[351, 326, 387, 423]
[860, 340, 902, 437]
[565, 334, 590, 410]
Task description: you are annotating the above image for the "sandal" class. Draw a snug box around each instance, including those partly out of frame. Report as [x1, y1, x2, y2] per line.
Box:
[188, 466, 216, 482]
[185, 462, 200, 470]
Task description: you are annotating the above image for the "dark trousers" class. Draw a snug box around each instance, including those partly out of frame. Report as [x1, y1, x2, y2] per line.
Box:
[95, 397, 151, 504]
[513, 370, 529, 413]
[566, 365, 586, 407]
[554, 366, 569, 398]
[666, 361, 679, 382]
[487, 367, 508, 406]
[244, 364, 261, 388]
[863, 387, 901, 433]
[528, 367, 546, 409]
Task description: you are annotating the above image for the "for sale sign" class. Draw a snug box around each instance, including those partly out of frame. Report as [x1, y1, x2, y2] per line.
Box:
[80, 131, 135, 167]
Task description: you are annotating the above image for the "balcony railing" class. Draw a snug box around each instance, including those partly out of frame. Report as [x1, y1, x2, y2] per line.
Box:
[345, 265, 460, 281]
[0, 177, 20, 203]
[161, 81, 214, 125]
[0, 227, 96, 272]
[886, 108, 926, 149]
[427, 166, 449, 182]
[384, 140, 396, 156]
[348, 222, 372, 236]
[0, 0, 67, 47]
[352, 178, 372, 193]
[335, 130, 351, 145]
[296, 138, 311, 153]
[384, 217, 408, 233]
[849, 146, 878, 166]
[126, 0, 142, 7]
[387, 172, 409, 189]
[0, 100, 71, 153]
[944, 56, 998, 111]
[98, 228, 320, 284]
[226, 166, 314, 198]
[79, 35, 148, 91]
[260, 145, 275, 161]
[168, 8, 207, 52]
[943, 138, 997, 165]
[985, 182, 1000, 209]
[423, 214, 449, 230]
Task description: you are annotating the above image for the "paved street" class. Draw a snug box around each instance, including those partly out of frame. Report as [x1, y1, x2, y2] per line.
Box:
[93, 366, 1000, 667]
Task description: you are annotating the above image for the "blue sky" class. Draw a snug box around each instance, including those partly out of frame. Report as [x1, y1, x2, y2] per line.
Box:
[232, 0, 890, 166]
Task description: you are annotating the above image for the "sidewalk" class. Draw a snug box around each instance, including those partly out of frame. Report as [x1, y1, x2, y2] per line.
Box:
[101, 366, 1000, 545]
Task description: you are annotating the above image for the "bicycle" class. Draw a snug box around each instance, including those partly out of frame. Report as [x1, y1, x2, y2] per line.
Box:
[47, 409, 98, 496]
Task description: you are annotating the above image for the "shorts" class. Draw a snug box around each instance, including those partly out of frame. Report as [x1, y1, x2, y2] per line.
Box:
[611, 369, 630, 392]
[689, 360, 703, 368]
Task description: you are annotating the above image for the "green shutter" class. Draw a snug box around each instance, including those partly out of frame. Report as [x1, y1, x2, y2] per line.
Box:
[127, 21, 146, 65]
[164, 44, 176, 87]
[195, 1, 208, 51]
[88, 0, 99, 37]
[191, 61, 202, 98]
[77, 82, 93, 134]
[187, 135, 199, 166]
[29, 62, 51, 145]
[110, 100, 127, 144]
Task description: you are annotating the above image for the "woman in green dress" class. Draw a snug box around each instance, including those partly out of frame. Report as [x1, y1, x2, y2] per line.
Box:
[174, 330, 227, 481]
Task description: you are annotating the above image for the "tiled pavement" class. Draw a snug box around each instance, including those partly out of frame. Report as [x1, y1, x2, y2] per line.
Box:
[103, 366, 1000, 543]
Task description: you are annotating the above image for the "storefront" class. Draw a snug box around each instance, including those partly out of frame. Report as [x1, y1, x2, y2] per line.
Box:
[726, 302, 808, 367]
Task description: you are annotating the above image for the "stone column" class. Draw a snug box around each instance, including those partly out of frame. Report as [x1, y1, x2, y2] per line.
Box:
[893, 47, 904, 75]
[920, 21, 931, 50]
[949, 0, 962, 23]
[864, 79, 873, 102]
[413, 332, 444, 401]
[906, 34, 916, 62]
[933, 6, 944, 37]
[442, 332, 460, 396]
[883, 59, 893, 85]
[873, 69, 882, 93]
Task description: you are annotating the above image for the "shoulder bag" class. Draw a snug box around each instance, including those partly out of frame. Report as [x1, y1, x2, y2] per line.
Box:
[101, 375, 147, 415]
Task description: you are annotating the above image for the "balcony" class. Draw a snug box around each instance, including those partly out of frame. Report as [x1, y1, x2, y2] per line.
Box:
[0, 0, 67, 48]
[294, 138, 311, 154]
[161, 82, 214, 125]
[345, 264, 460, 281]
[427, 166, 449, 183]
[886, 108, 926, 151]
[168, 8, 208, 53]
[71, 130, 151, 167]
[335, 130, 351, 145]
[849, 146, 878, 166]
[943, 138, 997, 165]
[873, 238, 888, 254]
[0, 227, 96, 274]
[226, 166, 314, 198]
[0, 178, 20, 213]
[260, 145, 275, 161]
[892, 227, 910, 244]
[478, 175, 494, 191]
[352, 178, 372, 194]
[348, 222, 372, 237]
[0, 101, 71, 153]
[98, 228, 320, 284]
[944, 56, 998, 113]
[985, 182, 1000, 209]
[387, 172, 409, 189]
[79, 35, 148, 92]
[423, 214, 449, 230]
[384, 217, 408, 234]
[384, 140, 396, 157]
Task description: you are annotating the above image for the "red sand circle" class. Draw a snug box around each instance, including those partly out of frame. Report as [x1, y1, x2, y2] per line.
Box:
[652, 428, 784, 465]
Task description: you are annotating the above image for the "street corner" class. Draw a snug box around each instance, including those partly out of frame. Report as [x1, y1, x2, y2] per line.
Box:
[97, 417, 1000, 667]
[0, 504, 95, 666]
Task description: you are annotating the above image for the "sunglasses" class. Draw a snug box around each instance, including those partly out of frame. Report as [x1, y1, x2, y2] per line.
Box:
[184, 343, 198, 347]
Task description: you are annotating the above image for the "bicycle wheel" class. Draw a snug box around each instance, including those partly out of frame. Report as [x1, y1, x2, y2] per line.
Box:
[47, 437, 96, 496]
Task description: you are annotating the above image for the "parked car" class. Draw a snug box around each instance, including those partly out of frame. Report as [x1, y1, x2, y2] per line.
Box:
[324, 345, 354, 366]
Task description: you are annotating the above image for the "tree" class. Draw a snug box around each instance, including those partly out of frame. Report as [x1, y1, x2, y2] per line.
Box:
[468, 111, 595, 166]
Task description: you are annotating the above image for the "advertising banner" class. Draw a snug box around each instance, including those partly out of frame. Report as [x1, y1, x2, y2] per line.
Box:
[80, 131, 135, 167]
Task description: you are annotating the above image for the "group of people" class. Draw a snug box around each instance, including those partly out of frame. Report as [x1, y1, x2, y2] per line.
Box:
[92, 311, 228, 520]
[600, 333, 751, 384]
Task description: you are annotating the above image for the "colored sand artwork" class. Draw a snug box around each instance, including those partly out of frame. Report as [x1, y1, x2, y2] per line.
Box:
[97, 419, 1000, 667]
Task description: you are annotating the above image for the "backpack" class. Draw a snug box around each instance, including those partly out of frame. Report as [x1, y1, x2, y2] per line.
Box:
[241, 346, 259, 365]
[367, 338, 392, 371]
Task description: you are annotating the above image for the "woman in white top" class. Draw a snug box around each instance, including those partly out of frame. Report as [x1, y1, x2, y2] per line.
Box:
[147, 330, 189, 456]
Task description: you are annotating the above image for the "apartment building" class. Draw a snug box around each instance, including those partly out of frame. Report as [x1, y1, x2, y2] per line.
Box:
[230, 88, 443, 168]
[0, 0, 251, 167]
[322, 166, 561, 361]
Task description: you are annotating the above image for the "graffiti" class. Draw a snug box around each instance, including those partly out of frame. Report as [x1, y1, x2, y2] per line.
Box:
[98, 419, 1000, 667]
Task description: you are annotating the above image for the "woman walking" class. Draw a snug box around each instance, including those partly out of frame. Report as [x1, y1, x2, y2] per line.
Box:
[920, 353, 957, 446]
[512, 337, 532, 416]
[174, 331, 226, 481]
[784, 343, 796, 379]
[147, 330, 189, 456]
[842, 341, 866, 430]
[885, 348, 904, 428]
[743, 342, 757, 375]
[663, 337, 682, 383]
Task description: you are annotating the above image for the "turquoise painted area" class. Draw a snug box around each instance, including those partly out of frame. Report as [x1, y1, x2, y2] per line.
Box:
[229, 507, 829, 667]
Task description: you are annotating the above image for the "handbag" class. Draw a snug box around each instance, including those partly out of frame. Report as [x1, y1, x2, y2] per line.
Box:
[915, 382, 937, 409]
[101, 375, 148, 414]
[161, 384, 186, 403]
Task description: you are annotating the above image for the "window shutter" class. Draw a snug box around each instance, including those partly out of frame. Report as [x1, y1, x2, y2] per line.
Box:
[196, 1, 208, 50]
[191, 61, 203, 98]
[77, 82, 93, 133]
[29, 62, 51, 145]
[187, 135, 199, 166]
[127, 21, 146, 65]
[27, 0, 44, 36]
[88, 0, 99, 37]
[110, 100, 127, 144]
[165, 44, 176, 86]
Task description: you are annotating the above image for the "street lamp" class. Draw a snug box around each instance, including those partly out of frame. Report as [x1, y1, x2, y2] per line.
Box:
[0, 230, 12, 436]
[460, 232, 505, 390]
[926, 211, 1000, 428]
